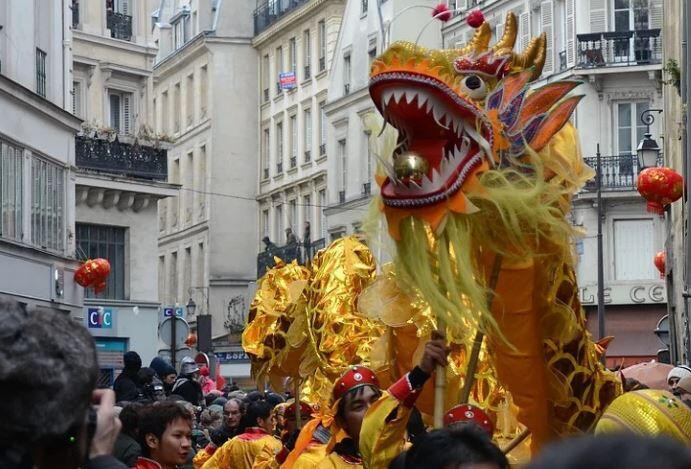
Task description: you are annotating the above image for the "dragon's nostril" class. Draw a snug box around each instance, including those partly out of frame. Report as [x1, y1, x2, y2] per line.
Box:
[465, 75, 481, 90]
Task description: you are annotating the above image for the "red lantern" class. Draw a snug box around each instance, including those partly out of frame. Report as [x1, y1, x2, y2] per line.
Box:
[93, 281, 107, 294]
[467, 9, 485, 28]
[92, 258, 111, 279]
[654, 251, 666, 279]
[637, 167, 683, 215]
[74, 258, 111, 293]
[185, 331, 198, 347]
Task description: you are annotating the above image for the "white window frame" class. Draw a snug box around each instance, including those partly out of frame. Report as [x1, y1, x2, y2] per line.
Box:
[31, 155, 65, 253]
[108, 88, 134, 135]
[1, 139, 24, 243]
[318, 20, 326, 71]
[303, 108, 312, 160]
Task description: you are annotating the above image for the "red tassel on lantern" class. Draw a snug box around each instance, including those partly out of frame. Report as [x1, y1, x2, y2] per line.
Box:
[654, 251, 666, 279]
[637, 167, 683, 215]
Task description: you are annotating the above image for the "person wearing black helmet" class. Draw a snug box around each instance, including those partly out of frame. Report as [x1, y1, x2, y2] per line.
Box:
[171, 357, 204, 406]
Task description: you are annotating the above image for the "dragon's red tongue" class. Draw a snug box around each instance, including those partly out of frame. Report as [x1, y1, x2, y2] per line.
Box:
[407, 139, 446, 173]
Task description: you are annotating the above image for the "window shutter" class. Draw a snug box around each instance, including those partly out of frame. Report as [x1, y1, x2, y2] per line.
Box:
[123, 93, 132, 134]
[540, 1, 554, 76]
[72, 81, 81, 116]
[589, 0, 607, 33]
[109, 93, 121, 131]
[519, 11, 530, 50]
[565, 0, 575, 67]
[650, 0, 662, 29]
[120, 0, 130, 15]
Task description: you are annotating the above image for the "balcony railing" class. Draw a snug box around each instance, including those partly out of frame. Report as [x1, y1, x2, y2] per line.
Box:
[254, 0, 311, 35]
[362, 182, 371, 196]
[304, 65, 311, 79]
[276, 161, 283, 174]
[338, 190, 346, 203]
[75, 135, 167, 181]
[344, 83, 350, 95]
[107, 11, 132, 41]
[319, 57, 325, 71]
[71, 1, 79, 28]
[276, 82, 282, 96]
[257, 238, 326, 277]
[319, 143, 326, 156]
[263, 167, 269, 180]
[576, 29, 661, 69]
[263, 88, 269, 102]
[582, 153, 662, 191]
[290, 155, 297, 168]
[304, 150, 311, 162]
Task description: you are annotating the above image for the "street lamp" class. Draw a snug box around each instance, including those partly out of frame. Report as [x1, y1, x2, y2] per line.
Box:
[637, 109, 663, 169]
[186, 297, 197, 316]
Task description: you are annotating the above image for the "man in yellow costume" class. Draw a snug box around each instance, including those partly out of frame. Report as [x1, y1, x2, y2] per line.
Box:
[202, 400, 281, 469]
[318, 336, 449, 468]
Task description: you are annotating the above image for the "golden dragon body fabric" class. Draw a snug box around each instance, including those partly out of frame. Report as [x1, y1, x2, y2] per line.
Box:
[367, 13, 621, 452]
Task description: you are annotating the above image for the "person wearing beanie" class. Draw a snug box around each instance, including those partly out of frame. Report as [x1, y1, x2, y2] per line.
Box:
[150, 356, 177, 396]
[114, 351, 143, 403]
[172, 357, 204, 406]
[667, 365, 691, 392]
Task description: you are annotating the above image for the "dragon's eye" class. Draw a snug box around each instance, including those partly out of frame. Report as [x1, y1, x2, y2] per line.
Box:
[461, 74, 487, 100]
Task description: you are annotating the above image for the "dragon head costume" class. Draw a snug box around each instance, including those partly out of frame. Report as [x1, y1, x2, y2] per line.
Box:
[368, 13, 621, 451]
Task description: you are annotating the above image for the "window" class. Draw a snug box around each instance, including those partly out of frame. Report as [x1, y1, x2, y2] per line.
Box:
[76, 224, 125, 299]
[368, 41, 377, 65]
[197, 145, 206, 217]
[262, 128, 270, 179]
[276, 204, 284, 242]
[185, 151, 194, 222]
[72, 81, 83, 117]
[290, 115, 297, 168]
[262, 54, 270, 102]
[318, 189, 326, 238]
[158, 255, 165, 302]
[196, 242, 204, 288]
[173, 13, 190, 49]
[614, 219, 657, 280]
[170, 251, 178, 302]
[174, 83, 181, 132]
[31, 157, 65, 253]
[109, 90, 133, 134]
[186, 73, 194, 127]
[343, 54, 351, 94]
[262, 209, 269, 238]
[276, 46, 283, 95]
[615, 101, 649, 155]
[614, 0, 649, 32]
[1, 140, 24, 242]
[303, 30, 311, 79]
[158, 199, 167, 232]
[162, 91, 169, 133]
[200, 65, 208, 117]
[338, 139, 347, 201]
[183, 246, 192, 301]
[303, 195, 312, 227]
[170, 158, 180, 227]
[35, 48, 47, 98]
[304, 109, 312, 161]
[364, 130, 372, 188]
[361, 0, 368, 16]
[318, 20, 326, 71]
[289, 37, 297, 75]
[319, 101, 326, 154]
[152, 97, 157, 132]
[289, 199, 297, 232]
[276, 122, 284, 173]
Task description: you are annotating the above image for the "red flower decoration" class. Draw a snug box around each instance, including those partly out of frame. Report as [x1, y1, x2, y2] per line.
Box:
[654, 251, 666, 279]
[636, 167, 684, 215]
[432, 3, 453, 22]
[467, 9, 485, 28]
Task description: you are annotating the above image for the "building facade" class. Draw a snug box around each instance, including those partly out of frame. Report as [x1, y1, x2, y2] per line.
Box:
[71, 0, 179, 375]
[323, 0, 443, 241]
[662, 0, 690, 365]
[254, 0, 345, 276]
[154, 0, 258, 380]
[440, 0, 666, 366]
[0, 2, 83, 315]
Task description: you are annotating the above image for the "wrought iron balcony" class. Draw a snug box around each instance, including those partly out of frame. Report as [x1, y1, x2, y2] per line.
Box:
[338, 190, 346, 204]
[71, 1, 79, 28]
[344, 83, 350, 95]
[319, 143, 326, 156]
[276, 161, 283, 174]
[107, 11, 132, 41]
[576, 29, 661, 69]
[319, 57, 325, 71]
[304, 150, 311, 162]
[276, 82, 282, 95]
[263, 167, 269, 180]
[582, 153, 662, 191]
[254, 0, 311, 35]
[263, 88, 269, 102]
[75, 135, 167, 181]
[362, 182, 371, 196]
[257, 238, 326, 277]
[304, 65, 311, 79]
[290, 155, 297, 168]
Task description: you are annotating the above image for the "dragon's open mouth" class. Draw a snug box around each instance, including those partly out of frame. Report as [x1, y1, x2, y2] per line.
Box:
[371, 72, 494, 208]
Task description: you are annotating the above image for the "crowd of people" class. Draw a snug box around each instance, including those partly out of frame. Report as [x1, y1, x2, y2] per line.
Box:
[2, 299, 691, 469]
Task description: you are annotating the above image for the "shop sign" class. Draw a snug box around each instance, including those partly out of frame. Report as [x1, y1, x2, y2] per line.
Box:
[88, 307, 114, 329]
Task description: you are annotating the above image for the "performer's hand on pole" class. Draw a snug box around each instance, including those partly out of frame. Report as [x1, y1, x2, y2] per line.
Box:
[419, 330, 450, 374]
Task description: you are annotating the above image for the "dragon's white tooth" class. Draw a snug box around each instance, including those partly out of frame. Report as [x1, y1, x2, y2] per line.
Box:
[404, 89, 416, 104]
[417, 93, 428, 109]
[432, 104, 448, 129]
[432, 167, 441, 182]
[384, 91, 395, 105]
[451, 119, 458, 134]
[393, 89, 404, 103]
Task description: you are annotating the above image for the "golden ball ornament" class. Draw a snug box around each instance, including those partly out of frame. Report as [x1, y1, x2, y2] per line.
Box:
[394, 151, 429, 182]
[594, 389, 691, 443]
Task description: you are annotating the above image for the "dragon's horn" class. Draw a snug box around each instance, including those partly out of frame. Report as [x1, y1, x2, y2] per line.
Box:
[468, 21, 492, 53]
[493, 12, 518, 54]
[513, 33, 547, 79]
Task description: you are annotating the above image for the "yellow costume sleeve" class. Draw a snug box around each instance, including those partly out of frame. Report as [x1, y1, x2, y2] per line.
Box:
[193, 448, 212, 469]
[316, 453, 362, 469]
[359, 391, 411, 469]
[289, 443, 328, 469]
[253, 438, 283, 469]
[200, 440, 232, 469]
